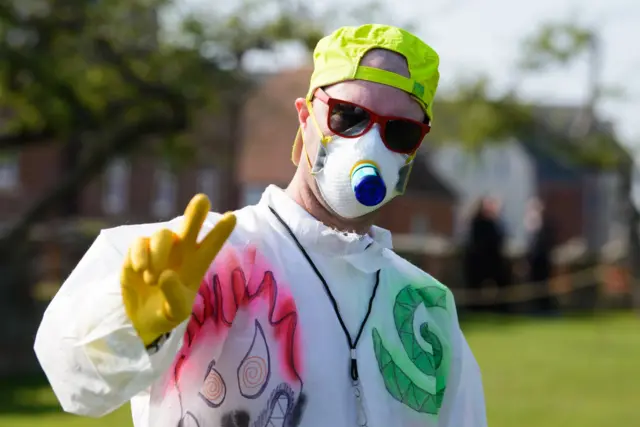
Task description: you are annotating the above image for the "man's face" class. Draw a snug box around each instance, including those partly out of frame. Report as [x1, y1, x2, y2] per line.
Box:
[293, 50, 424, 221]
[482, 197, 501, 219]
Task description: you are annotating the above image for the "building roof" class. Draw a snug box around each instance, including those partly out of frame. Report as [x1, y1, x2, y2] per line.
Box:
[406, 151, 457, 200]
[521, 104, 622, 171]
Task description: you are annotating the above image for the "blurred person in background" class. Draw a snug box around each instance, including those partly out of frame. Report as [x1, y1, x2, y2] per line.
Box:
[524, 197, 558, 315]
[463, 196, 511, 313]
[33, 24, 486, 427]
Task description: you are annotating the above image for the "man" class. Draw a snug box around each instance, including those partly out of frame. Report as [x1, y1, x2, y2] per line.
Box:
[35, 24, 487, 427]
[463, 196, 510, 313]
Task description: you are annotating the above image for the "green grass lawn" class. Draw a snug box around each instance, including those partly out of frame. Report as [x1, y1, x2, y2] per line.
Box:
[1, 313, 638, 426]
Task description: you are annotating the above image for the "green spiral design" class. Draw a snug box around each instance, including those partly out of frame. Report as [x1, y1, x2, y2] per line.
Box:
[372, 285, 450, 415]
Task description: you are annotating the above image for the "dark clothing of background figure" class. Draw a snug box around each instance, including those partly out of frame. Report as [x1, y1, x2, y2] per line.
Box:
[527, 214, 558, 314]
[463, 211, 511, 313]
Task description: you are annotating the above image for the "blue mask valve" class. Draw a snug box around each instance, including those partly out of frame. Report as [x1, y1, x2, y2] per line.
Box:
[351, 163, 386, 207]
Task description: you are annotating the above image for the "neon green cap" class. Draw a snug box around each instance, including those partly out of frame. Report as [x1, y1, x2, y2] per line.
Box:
[309, 24, 440, 120]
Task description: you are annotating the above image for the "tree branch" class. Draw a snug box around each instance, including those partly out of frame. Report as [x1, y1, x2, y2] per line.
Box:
[0, 112, 187, 259]
[93, 39, 187, 116]
[0, 47, 96, 126]
[0, 128, 54, 150]
[0, 2, 86, 35]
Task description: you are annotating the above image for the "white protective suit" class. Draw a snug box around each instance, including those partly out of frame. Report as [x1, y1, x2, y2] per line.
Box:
[34, 185, 487, 427]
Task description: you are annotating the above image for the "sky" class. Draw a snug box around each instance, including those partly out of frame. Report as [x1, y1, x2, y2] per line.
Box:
[171, 0, 640, 149]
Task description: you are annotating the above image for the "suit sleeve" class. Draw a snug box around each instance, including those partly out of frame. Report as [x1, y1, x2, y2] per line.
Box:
[438, 320, 488, 427]
[34, 226, 188, 417]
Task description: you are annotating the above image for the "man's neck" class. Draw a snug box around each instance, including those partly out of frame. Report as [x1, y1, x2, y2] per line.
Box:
[285, 175, 375, 236]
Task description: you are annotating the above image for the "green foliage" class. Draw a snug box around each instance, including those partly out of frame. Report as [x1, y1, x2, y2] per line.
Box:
[430, 76, 533, 153]
[0, 0, 327, 248]
[0, 0, 326, 155]
[174, 0, 324, 67]
[519, 21, 594, 70]
[0, 0, 211, 152]
[431, 20, 625, 171]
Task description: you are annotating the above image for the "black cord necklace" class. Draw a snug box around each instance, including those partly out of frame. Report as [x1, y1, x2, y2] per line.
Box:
[268, 206, 381, 382]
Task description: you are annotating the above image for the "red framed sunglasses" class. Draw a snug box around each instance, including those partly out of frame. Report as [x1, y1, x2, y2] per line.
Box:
[313, 88, 431, 154]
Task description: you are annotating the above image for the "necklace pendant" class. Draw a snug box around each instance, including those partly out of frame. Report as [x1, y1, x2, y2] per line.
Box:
[352, 381, 368, 427]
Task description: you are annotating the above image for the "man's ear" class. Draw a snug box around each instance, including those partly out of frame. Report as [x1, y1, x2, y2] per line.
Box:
[294, 98, 310, 129]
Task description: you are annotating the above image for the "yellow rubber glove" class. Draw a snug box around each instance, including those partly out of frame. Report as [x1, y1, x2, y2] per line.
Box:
[121, 194, 236, 347]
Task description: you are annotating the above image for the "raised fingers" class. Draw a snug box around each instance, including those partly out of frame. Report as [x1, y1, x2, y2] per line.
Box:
[130, 237, 150, 273]
[180, 194, 211, 247]
[184, 212, 236, 286]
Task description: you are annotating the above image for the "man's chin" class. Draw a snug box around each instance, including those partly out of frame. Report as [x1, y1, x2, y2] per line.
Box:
[326, 205, 381, 235]
[336, 208, 379, 223]
[309, 182, 382, 232]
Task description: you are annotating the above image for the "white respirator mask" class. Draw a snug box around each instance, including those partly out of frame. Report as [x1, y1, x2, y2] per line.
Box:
[310, 124, 413, 219]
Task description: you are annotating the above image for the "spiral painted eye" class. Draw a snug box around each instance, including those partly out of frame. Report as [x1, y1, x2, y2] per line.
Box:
[237, 320, 271, 398]
[199, 361, 226, 408]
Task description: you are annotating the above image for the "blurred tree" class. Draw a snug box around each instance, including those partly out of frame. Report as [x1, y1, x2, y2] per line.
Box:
[171, 0, 324, 211]
[428, 75, 533, 152]
[0, 0, 216, 255]
[432, 22, 624, 165]
[0, 0, 328, 258]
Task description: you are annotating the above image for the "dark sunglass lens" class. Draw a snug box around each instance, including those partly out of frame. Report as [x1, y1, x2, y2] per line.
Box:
[329, 102, 371, 136]
[384, 120, 424, 153]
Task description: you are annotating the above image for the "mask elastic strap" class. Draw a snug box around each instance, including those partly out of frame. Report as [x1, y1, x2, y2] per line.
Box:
[304, 139, 316, 174]
[306, 99, 332, 145]
[295, 127, 314, 171]
[301, 99, 332, 176]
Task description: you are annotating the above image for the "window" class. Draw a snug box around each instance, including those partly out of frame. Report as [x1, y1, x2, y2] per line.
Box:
[152, 165, 177, 218]
[0, 153, 19, 191]
[410, 214, 430, 235]
[102, 158, 130, 215]
[196, 167, 220, 211]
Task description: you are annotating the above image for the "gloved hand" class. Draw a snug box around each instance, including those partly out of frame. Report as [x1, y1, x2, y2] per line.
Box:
[121, 194, 236, 347]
